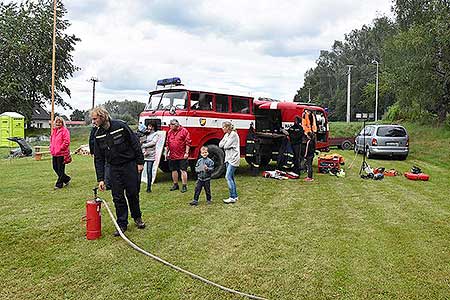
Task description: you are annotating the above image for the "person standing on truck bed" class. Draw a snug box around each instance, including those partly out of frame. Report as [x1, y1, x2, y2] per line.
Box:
[91, 107, 146, 236]
[166, 119, 191, 193]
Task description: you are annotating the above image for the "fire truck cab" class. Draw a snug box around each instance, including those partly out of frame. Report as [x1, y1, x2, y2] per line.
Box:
[139, 78, 329, 178]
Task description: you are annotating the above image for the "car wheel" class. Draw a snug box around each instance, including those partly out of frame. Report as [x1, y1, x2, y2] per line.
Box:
[398, 154, 408, 161]
[341, 140, 353, 150]
[206, 144, 225, 179]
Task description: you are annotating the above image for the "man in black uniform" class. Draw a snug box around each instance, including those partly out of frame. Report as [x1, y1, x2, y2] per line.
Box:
[91, 107, 145, 236]
[286, 116, 304, 174]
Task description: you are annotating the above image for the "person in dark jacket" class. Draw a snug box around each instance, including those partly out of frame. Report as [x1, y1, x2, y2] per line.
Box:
[89, 123, 111, 190]
[189, 146, 214, 206]
[286, 116, 304, 174]
[304, 132, 316, 182]
[91, 107, 146, 236]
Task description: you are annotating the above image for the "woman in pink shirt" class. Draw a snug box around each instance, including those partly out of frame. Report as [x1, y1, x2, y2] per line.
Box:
[49, 116, 71, 189]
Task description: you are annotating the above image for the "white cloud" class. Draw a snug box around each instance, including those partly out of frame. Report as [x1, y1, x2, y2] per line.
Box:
[57, 0, 393, 115]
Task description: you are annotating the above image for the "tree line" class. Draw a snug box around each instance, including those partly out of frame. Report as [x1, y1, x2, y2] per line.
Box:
[70, 100, 145, 125]
[0, 0, 79, 120]
[294, 0, 450, 124]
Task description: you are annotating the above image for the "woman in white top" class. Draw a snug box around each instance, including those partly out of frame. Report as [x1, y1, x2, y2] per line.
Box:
[219, 121, 240, 203]
[141, 122, 159, 192]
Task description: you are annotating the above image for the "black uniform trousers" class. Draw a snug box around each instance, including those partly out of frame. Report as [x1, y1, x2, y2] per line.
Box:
[193, 179, 211, 202]
[52, 156, 70, 188]
[110, 160, 142, 228]
[292, 143, 302, 174]
[305, 155, 314, 178]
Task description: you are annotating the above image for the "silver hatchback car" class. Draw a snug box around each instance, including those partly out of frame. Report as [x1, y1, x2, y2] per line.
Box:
[354, 124, 409, 160]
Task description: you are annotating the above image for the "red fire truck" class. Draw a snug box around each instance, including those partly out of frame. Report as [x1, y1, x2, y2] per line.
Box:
[139, 77, 329, 178]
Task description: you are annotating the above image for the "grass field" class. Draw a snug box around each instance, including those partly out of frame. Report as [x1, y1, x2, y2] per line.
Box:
[0, 123, 449, 300]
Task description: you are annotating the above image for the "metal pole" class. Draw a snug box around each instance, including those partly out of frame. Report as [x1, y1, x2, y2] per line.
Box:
[50, 0, 57, 130]
[88, 77, 101, 109]
[308, 88, 311, 103]
[92, 80, 96, 109]
[372, 60, 379, 122]
[346, 65, 353, 123]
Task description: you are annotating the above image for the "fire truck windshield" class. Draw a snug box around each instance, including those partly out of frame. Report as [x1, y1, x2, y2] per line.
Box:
[145, 91, 187, 111]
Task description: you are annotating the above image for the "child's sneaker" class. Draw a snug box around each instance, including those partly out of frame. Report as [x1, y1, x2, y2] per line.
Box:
[189, 200, 198, 206]
[304, 177, 314, 182]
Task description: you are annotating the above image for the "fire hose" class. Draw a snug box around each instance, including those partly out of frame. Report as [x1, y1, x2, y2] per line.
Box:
[100, 197, 268, 300]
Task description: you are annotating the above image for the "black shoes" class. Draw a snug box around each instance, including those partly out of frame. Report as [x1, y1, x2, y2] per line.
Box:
[113, 226, 127, 237]
[170, 184, 187, 192]
[134, 217, 146, 229]
[113, 219, 145, 236]
[189, 200, 198, 206]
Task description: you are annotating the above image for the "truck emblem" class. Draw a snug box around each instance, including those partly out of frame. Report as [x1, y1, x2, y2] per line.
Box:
[199, 118, 206, 126]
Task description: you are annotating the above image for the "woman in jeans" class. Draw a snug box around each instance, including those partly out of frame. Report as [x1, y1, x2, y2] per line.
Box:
[219, 121, 240, 204]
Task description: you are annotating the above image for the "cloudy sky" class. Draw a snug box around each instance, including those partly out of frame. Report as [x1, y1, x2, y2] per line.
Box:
[57, 0, 394, 114]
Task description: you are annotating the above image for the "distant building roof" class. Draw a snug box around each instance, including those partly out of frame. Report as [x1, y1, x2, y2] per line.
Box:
[66, 121, 86, 126]
[0, 112, 25, 118]
[31, 105, 51, 121]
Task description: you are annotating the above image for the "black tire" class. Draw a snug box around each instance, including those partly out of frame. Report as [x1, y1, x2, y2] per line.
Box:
[398, 154, 408, 161]
[341, 140, 353, 150]
[245, 155, 271, 171]
[259, 156, 271, 169]
[206, 144, 225, 179]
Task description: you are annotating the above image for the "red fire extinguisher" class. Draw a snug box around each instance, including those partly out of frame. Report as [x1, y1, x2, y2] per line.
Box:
[85, 188, 102, 240]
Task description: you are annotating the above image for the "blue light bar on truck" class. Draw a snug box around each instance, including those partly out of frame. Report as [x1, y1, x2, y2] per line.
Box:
[157, 77, 181, 86]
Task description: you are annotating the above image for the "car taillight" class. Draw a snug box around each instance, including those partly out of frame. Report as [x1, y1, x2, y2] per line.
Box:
[372, 138, 377, 146]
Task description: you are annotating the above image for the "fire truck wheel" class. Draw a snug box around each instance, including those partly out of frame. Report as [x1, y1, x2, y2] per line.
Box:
[206, 144, 225, 178]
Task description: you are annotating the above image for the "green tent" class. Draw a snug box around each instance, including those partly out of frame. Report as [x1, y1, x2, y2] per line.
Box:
[0, 112, 25, 147]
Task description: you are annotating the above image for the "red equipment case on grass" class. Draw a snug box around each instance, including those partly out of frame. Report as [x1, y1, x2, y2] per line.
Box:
[318, 155, 341, 173]
[404, 172, 430, 181]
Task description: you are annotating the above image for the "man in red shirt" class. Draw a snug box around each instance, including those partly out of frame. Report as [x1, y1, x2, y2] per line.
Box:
[166, 119, 191, 192]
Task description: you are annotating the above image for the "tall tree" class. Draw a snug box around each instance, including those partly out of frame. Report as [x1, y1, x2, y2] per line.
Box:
[0, 0, 80, 120]
[70, 109, 86, 121]
[103, 100, 146, 125]
[295, 17, 396, 121]
[385, 0, 450, 122]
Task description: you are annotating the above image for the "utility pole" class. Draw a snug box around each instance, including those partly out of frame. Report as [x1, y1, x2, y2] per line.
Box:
[308, 87, 312, 103]
[88, 77, 101, 109]
[50, 0, 57, 130]
[346, 65, 353, 123]
[372, 60, 379, 122]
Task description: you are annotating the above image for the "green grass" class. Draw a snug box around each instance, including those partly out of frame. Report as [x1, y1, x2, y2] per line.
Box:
[0, 123, 449, 300]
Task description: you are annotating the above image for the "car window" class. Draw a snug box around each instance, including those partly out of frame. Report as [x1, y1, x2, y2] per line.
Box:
[360, 126, 373, 136]
[377, 126, 407, 137]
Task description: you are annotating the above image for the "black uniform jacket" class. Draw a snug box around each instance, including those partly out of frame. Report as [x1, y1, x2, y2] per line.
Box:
[94, 119, 144, 182]
[287, 123, 304, 145]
